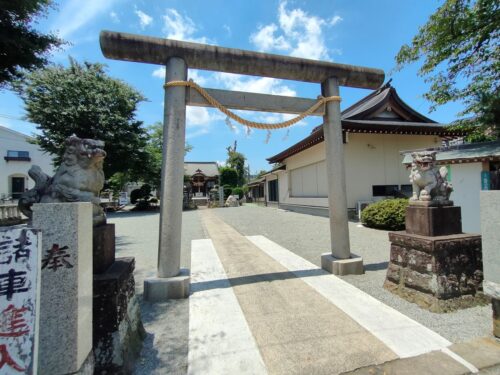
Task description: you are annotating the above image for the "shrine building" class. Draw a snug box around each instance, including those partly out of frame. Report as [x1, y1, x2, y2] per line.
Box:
[261, 82, 462, 218]
[184, 161, 219, 198]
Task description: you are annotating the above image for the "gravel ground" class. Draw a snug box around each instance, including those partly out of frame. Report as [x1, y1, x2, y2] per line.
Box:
[213, 205, 493, 344]
[107, 205, 493, 374]
[108, 209, 205, 375]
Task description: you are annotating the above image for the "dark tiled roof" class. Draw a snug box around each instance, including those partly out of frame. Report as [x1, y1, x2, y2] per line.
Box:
[401, 141, 500, 164]
[267, 82, 463, 164]
[184, 161, 219, 176]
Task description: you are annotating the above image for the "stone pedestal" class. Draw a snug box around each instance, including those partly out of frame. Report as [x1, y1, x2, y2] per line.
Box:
[93, 257, 145, 373]
[480, 191, 500, 338]
[32, 203, 93, 374]
[406, 205, 462, 236]
[93, 223, 115, 274]
[384, 231, 487, 312]
[321, 253, 364, 275]
[144, 269, 190, 301]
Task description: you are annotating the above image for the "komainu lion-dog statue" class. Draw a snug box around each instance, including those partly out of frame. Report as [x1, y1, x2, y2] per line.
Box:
[19, 135, 107, 226]
[409, 151, 453, 203]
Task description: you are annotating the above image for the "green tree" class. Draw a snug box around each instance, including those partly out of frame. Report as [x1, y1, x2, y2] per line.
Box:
[16, 58, 149, 178]
[395, 0, 499, 141]
[0, 0, 63, 88]
[219, 167, 238, 187]
[226, 141, 247, 186]
[142, 121, 192, 190]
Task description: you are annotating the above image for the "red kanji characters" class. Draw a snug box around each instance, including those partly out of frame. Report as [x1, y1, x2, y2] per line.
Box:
[0, 304, 29, 338]
[0, 344, 25, 372]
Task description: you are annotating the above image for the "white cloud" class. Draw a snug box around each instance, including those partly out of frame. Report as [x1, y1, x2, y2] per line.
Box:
[162, 9, 211, 44]
[223, 24, 231, 37]
[186, 107, 212, 126]
[135, 9, 153, 29]
[110, 11, 119, 23]
[152, 68, 208, 86]
[249, 1, 342, 60]
[152, 67, 165, 78]
[188, 70, 208, 86]
[330, 15, 343, 26]
[51, 0, 117, 39]
[250, 24, 290, 51]
[214, 73, 296, 96]
[185, 107, 223, 139]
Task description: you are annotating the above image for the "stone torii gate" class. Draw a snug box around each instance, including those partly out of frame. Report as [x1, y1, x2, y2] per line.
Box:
[100, 31, 385, 301]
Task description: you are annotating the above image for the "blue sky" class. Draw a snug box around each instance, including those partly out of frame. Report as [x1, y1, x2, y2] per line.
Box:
[0, 0, 463, 173]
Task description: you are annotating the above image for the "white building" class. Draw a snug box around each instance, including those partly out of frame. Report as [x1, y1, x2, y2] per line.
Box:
[263, 83, 462, 218]
[0, 125, 54, 201]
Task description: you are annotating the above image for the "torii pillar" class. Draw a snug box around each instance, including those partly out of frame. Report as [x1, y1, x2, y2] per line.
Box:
[100, 31, 383, 301]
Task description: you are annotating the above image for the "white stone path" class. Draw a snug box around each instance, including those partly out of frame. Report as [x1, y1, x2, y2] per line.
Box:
[188, 239, 267, 374]
[187, 211, 478, 374]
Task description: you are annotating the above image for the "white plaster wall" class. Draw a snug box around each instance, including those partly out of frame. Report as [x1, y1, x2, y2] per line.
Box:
[0, 127, 54, 198]
[445, 162, 484, 233]
[280, 133, 440, 209]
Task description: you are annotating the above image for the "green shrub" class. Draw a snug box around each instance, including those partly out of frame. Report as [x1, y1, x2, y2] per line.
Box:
[130, 188, 141, 204]
[219, 167, 238, 186]
[232, 187, 244, 199]
[361, 198, 409, 230]
[223, 185, 233, 199]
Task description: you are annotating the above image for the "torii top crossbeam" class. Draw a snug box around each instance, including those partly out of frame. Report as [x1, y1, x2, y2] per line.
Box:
[100, 31, 384, 89]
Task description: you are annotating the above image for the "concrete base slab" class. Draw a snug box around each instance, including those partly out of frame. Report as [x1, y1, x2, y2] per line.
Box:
[321, 253, 364, 275]
[143, 269, 190, 302]
[343, 350, 471, 375]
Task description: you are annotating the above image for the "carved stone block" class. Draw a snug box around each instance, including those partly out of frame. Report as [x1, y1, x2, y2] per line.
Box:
[385, 231, 487, 312]
[406, 206, 462, 236]
[93, 257, 145, 374]
[93, 223, 116, 274]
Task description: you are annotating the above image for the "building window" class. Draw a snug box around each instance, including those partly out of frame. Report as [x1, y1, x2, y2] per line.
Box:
[4, 150, 31, 161]
[399, 184, 413, 197]
[268, 180, 279, 202]
[372, 185, 398, 197]
[490, 162, 500, 190]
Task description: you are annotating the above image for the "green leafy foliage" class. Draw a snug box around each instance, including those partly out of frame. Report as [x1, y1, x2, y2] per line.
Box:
[395, 0, 500, 141]
[223, 185, 233, 199]
[142, 122, 193, 190]
[231, 187, 244, 199]
[0, 0, 63, 88]
[361, 199, 409, 231]
[130, 184, 152, 210]
[107, 172, 129, 194]
[219, 167, 238, 187]
[16, 58, 149, 178]
[226, 141, 247, 186]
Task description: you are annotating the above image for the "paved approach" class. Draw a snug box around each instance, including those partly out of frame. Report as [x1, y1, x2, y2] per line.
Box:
[109, 206, 500, 374]
[187, 208, 496, 374]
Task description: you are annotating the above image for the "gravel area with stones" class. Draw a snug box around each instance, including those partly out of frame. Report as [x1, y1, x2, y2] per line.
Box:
[108, 209, 205, 375]
[107, 204, 493, 374]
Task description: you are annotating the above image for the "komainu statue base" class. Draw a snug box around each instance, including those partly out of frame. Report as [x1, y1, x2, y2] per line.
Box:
[384, 230, 488, 313]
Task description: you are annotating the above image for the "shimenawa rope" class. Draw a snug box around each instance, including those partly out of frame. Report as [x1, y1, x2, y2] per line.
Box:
[164, 79, 341, 130]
